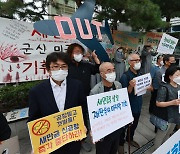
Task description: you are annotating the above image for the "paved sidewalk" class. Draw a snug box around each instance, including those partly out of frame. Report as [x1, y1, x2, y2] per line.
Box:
[9, 92, 155, 154]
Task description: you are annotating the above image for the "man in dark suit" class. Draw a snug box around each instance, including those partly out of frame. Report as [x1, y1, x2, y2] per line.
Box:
[28, 52, 87, 154]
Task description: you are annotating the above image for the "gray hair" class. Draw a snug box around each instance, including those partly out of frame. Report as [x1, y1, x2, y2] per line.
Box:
[99, 62, 114, 72]
[127, 53, 138, 61]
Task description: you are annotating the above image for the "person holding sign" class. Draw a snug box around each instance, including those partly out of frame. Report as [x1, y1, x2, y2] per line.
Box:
[153, 66, 180, 151]
[90, 62, 123, 154]
[28, 52, 87, 154]
[119, 53, 143, 153]
[67, 43, 100, 152]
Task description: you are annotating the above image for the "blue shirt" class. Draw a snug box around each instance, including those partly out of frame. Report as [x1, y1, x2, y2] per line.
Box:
[120, 69, 142, 114]
[150, 64, 161, 90]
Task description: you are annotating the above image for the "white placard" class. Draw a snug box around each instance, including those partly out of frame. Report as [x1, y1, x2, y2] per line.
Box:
[157, 33, 179, 54]
[178, 90, 180, 113]
[137, 89, 147, 96]
[87, 88, 134, 143]
[153, 129, 180, 154]
[134, 73, 152, 95]
[0, 136, 20, 154]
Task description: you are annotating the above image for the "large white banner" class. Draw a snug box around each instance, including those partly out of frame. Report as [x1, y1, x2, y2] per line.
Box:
[153, 129, 180, 154]
[157, 33, 179, 54]
[0, 17, 83, 83]
[87, 88, 134, 143]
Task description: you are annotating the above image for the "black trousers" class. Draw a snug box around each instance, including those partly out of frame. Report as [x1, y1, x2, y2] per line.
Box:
[119, 113, 140, 146]
[96, 134, 120, 154]
[149, 89, 158, 114]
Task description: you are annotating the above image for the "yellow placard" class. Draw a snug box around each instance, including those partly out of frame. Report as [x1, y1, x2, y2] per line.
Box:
[28, 106, 86, 154]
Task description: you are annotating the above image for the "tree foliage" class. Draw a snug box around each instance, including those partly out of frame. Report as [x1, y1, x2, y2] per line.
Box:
[0, 0, 168, 31]
[151, 0, 180, 22]
[95, 0, 165, 31]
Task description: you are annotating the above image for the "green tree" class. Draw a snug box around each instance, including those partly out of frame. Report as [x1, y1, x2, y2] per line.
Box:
[95, 0, 165, 31]
[151, 0, 180, 22]
[0, 0, 61, 21]
[0, 0, 166, 31]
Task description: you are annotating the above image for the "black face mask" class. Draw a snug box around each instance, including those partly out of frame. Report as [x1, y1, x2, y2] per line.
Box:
[170, 63, 177, 67]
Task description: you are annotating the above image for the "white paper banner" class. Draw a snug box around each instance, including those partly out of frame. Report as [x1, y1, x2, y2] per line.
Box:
[0, 17, 84, 83]
[87, 88, 134, 143]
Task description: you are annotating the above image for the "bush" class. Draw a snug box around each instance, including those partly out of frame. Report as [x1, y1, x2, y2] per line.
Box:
[0, 81, 42, 113]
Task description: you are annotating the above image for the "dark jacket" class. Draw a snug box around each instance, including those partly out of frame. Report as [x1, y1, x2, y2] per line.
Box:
[0, 112, 11, 141]
[68, 61, 99, 96]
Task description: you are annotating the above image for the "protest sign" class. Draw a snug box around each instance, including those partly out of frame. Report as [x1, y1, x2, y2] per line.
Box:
[153, 129, 180, 154]
[28, 106, 86, 154]
[87, 88, 133, 143]
[157, 33, 179, 54]
[0, 136, 20, 154]
[134, 73, 152, 95]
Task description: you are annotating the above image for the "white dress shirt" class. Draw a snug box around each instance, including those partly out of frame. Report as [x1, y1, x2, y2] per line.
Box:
[50, 78, 67, 112]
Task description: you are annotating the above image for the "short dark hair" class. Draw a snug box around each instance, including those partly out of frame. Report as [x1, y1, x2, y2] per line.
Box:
[156, 55, 163, 62]
[67, 43, 85, 58]
[45, 52, 70, 71]
[143, 45, 152, 50]
[164, 65, 180, 83]
[163, 54, 175, 64]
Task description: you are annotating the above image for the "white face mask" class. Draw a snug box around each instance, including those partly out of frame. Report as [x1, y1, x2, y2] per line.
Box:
[74, 54, 83, 62]
[173, 76, 180, 85]
[105, 72, 116, 83]
[51, 70, 68, 81]
[160, 61, 164, 66]
[133, 62, 141, 70]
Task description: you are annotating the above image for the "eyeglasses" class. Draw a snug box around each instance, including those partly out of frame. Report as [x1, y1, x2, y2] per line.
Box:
[130, 59, 141, 62]
[50, 64, 68, 71]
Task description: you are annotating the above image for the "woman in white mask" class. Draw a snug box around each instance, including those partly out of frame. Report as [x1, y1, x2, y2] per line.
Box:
[153, 65, 180, 151]
[67, 43, 100, 97]
[67, 43, 100, 152]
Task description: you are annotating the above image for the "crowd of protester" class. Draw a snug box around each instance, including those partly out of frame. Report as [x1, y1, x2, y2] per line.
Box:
[1, 43, 180, 154]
